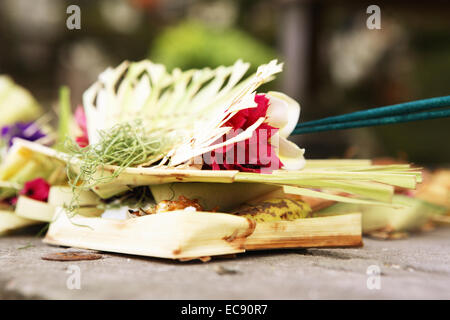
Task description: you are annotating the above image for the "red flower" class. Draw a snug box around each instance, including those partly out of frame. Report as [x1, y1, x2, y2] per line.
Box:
[203, 94, 283, 173]
[75, 106, 89, 147]
[19, 178, 50, 202]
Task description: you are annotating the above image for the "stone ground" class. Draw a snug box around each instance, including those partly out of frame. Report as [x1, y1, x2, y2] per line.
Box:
[0, 226, 449, 299]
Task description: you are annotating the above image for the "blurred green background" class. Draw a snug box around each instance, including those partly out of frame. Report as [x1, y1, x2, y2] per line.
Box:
[0, 0, 449, 165]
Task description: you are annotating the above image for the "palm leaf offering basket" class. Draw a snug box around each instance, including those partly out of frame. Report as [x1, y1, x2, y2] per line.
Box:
[0, 59, 433, 261]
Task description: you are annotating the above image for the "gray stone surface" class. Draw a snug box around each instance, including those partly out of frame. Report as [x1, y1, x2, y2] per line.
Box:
[1, 227, 450, 299]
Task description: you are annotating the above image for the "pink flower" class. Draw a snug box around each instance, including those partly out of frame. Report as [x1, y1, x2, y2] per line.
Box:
[75, 106, 89, 147]
[19, 178, 50, 202]
[75, 136, 89, 148]
[203, 94, 283, 173]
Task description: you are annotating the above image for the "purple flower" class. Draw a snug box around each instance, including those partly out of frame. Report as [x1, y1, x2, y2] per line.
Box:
[1, 121, 46, 147]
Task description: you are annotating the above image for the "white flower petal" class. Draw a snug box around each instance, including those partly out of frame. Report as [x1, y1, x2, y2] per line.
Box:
[266, 91, 300, 138]
[276, 135, 305, 170]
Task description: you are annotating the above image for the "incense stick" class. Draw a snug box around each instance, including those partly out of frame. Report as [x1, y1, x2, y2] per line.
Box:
[296, 95, 450, 128]
[293, 96, 450, 135]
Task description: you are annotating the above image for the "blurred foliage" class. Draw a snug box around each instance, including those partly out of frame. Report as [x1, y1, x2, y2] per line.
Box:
[373, 27, 450, 165]
[149, 20, 277, 72]
[304, 7, 450, 164]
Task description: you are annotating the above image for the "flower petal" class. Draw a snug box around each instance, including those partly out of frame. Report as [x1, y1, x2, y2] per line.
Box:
[276, 135, 306, 170]
[265, 91, 300, 138]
